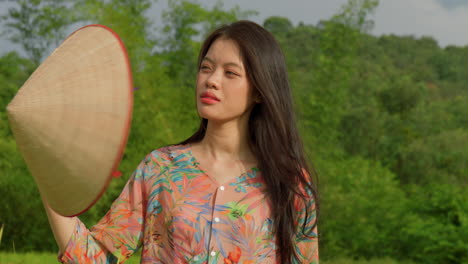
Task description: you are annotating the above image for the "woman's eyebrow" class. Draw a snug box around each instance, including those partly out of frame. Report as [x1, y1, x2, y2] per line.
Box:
[202, 56, 242, 70]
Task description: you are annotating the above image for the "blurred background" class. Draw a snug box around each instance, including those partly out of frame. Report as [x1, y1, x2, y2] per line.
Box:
[0, 0, 467, 263]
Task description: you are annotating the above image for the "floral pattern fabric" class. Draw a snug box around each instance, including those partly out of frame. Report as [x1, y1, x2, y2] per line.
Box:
[59, 144, 318, 264]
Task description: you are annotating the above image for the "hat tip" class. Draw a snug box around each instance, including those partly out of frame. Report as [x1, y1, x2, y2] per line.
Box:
[6, 103, 14, 113]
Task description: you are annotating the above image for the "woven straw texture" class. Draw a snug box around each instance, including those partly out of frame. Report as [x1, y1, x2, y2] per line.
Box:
[6, 25, 133, 216]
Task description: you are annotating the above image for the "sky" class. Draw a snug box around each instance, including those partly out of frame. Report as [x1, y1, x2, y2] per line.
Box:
[0, 0, 467, 57]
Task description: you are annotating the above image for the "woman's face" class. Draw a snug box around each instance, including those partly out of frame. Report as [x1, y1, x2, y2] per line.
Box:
[196, 38, 256, 123]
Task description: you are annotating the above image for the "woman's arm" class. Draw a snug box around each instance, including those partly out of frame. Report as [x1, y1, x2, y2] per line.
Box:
[42, 199, 76, 254]
[42, 152, 156, 263]
[294, 203, 319, 264]
[42, 199, 77, 254]
[294, 170, 319, 263]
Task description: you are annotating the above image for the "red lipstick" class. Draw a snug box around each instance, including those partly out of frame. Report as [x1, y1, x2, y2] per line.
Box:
[200, 91, 220, 104]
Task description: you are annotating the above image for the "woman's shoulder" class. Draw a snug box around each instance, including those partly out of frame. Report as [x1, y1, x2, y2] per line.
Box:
[144, 143, 191, 165]
[135, 144, 192, 180]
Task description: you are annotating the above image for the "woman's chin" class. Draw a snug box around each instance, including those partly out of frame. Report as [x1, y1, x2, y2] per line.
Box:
[198, 112, 228, 123]
[197, 108, 219, 120]
[199, 115, 222, 122]
[197, 108, 252, 125]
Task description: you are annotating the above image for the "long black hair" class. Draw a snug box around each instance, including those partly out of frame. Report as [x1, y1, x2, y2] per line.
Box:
[180, 20, 319, 263]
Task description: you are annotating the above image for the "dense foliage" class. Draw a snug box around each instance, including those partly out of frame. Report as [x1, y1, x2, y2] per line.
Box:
[0, 0, 466, 263]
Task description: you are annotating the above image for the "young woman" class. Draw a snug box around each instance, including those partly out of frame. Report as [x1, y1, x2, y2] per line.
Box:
[46, 20, 319, 264]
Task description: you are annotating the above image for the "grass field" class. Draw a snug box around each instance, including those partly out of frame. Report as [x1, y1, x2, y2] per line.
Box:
[0, 252, 415, 264]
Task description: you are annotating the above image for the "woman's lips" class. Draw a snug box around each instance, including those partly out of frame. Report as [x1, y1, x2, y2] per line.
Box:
[200, 97, 220, 104]
[200, 91, 220, 104]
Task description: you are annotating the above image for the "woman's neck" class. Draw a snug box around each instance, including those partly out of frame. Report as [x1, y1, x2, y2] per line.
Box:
[198, 118, 255, 163]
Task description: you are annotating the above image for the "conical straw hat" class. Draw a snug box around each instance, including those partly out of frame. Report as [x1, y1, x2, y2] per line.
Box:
[6, 24, 133, 217]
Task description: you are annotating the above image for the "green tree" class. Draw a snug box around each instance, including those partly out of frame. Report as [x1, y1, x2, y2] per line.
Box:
[401, 184, 468, 264]
[300, 0, 379, 152]
[0, 139, 56, 251]
[318, 156, 407, 259]
[0, 0, 77, 65]
[378, 76, 427, 115]
[263, 16, 293, 36]
[399, 129, 468, 185]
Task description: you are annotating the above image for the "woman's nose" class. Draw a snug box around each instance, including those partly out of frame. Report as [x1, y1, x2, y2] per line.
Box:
[206, 71, 221, 89]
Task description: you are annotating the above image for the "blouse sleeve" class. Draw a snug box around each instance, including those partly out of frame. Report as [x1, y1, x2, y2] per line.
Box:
[294, 172, 319, 264]
[59, 153, 154, 264]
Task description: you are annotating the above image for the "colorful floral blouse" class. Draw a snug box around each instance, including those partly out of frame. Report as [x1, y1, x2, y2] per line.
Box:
[59, 144, 318, 264]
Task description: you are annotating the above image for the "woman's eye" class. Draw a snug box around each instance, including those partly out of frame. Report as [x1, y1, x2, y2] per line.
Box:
[200, 65, 210, 71]
[226, 71, 238, 76]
